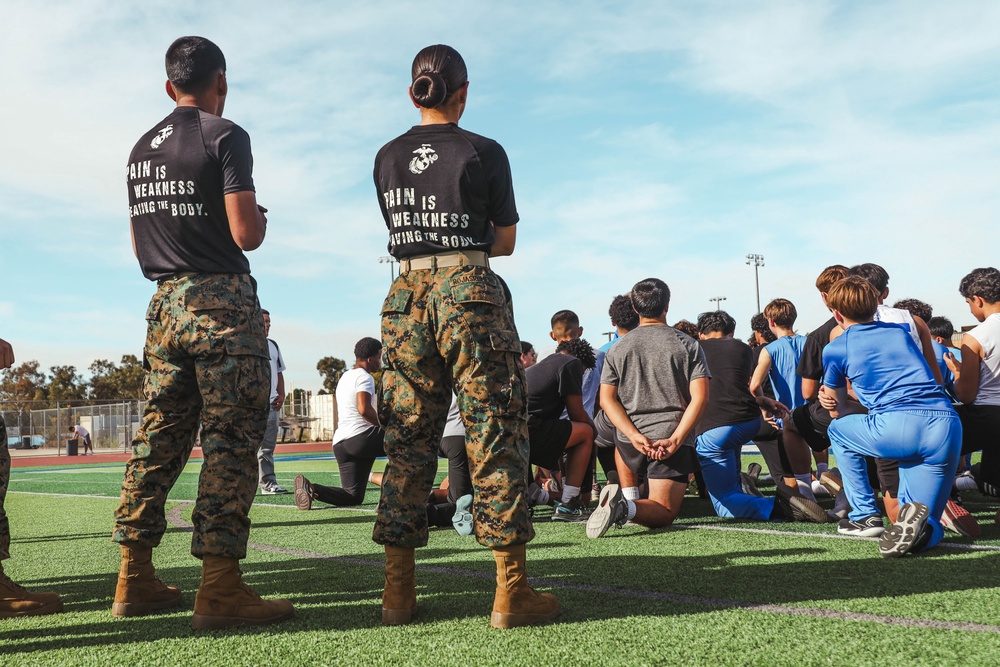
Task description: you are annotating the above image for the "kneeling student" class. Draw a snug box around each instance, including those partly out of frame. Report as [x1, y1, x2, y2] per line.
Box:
[588, 278, 708, 538]
[693, 311, 825, 523]
[526, 337, 597, 521]
[819, 277, 962, 558]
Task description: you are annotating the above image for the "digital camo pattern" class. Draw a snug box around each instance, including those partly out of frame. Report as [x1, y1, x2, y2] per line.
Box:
[113, 273, 270, 559]
[373, 265, 534, 549]
[0, 416, 9, 560]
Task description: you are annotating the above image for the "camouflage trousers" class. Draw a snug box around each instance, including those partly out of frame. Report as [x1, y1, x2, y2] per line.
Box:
[0, 416, 9, 560]
[113, 273, 270, 559]
[373, 264, 534, 549]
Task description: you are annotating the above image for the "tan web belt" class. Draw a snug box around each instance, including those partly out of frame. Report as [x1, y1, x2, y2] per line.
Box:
[398, 251, 489, 273]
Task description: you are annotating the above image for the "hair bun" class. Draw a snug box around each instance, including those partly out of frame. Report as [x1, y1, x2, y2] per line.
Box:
[411, 71, 448, 108]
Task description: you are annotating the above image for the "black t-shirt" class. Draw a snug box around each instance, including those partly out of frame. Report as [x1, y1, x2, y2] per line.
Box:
[127, 106, 255, 281]
[373, 123, 518, 259]
[698, 338, 760, 435]
[797, 317, 839, 381]
[526, 353, 583, 422]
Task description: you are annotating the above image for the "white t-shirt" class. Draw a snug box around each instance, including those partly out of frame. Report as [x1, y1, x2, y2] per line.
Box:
[267, 339, 287, 404]
[73, 425, 89, 439]
[332, 367, 376, 444]
[874, 305, 921, 348]
[967, 312, 1000, 406]
[442, 395, 466, 438]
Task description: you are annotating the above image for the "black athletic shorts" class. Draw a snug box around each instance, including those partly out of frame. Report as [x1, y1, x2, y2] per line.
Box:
[789, 401, 834, 452]
[528, 417, 572, 469]
[614, 438, 699, 481]
[957, 403, 1000, 455]
[594, 410, 616, 449]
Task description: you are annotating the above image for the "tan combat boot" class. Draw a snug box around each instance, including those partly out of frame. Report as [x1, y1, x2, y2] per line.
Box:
[0, 562, 63, 618]
[490, 544, 559, 629]
[191, 556, 294, 630]
[382, 545, 416, 625]
[111, 545, 182, 617]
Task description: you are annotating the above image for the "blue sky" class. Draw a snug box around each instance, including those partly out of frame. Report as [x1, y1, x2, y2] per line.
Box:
[3, 1, 999, 392]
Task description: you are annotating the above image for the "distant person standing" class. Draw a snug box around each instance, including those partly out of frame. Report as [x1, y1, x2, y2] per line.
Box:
[113, 36, 292, 630]
[0, 337, 63, 617]
[258, 309, 288, 495]
[373, 44, 558, 629]
[71, 424, 94, 455]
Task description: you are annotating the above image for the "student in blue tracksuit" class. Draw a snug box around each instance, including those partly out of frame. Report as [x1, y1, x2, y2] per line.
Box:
[818, 277, 962, 558]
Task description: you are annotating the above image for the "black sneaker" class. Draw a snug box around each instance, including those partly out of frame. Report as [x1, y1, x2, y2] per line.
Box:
[586, 484, 628, 538]
[740, 472, 763, 498]
[294, 474, 313, 511]
[879, 502, 931, 558]
[837, 514, 885, 537]
[747, 462, 762, 481]
[774, 483, 829, 523]
[551, 496, 587, 522]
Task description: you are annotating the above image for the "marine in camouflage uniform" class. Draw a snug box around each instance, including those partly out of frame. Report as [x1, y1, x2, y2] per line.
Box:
[114, 37, 292, 628]
[113, 273, 270, 558]
[0, 337, 63, 617]
[375, 45, 557, 630]
[374, 264, 533, 549]
[0, 416, 9, 562]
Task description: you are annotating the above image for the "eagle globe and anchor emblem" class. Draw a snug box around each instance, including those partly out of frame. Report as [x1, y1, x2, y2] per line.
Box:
[409, 143, 438, 174]
[150, 125, 174, 149]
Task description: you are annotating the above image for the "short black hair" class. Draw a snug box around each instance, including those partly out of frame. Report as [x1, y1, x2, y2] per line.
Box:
[891, 298, 932, 322]
[697, 310, 736, 336]
[165, 36, 226, 93]
[555, 337, 596, 370]
[750, 313, 777, 344]
[631, 278, 670, 318]
[354, 337, 382, 360]
[550, 310, 580, 330]
[847, 263, 890, 295]
[926, 316, 955, 340]
[608, 294, 639, 332]
[959, 267, 1000, 303]
[520, 341, 534, 355]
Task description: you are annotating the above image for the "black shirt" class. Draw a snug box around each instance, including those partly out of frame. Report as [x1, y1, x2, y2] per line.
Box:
[127, 106, 255, 281]
[797, 317, 839, 381]
[373, 123, 518, 259]
[698, 338, 760, 435]
[526, 353, 583, 422]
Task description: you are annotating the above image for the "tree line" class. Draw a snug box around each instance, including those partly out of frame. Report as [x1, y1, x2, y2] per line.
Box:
[0, 356, 144, 406]
[1, 354, 351, 407]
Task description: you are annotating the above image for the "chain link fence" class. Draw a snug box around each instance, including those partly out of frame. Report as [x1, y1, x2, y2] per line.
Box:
[1, 401, 145, 453]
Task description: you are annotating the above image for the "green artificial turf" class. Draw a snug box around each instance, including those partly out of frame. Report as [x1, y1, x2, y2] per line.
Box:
[2, 454, 999, 666]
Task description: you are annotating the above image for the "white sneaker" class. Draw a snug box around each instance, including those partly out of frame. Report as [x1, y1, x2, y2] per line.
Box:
[261, 484, 289, 495]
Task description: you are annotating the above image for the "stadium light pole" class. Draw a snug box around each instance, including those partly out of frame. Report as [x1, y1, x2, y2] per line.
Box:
[710, 296, 726, 310]
[746, 253, 765, 312]
[378, 255, 397, 280]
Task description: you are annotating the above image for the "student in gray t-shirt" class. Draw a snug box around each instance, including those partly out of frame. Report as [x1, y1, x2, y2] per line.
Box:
[587, 278, 710, 538]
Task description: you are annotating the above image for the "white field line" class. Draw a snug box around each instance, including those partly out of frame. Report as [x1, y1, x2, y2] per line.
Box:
[11, 489, 1000, 552]
[158, 501, 1000, 635]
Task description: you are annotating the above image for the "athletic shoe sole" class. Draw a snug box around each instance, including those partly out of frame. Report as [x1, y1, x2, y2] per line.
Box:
[452, 494, 474, 536]
[740, 472, 763, 498]
[818, 470, 844, 495]
[776, 485, 830, 523]
[941, 498, 981, 538]
[293, 474, 312, 511]
[879, 502, 930, 558]
[586, 484, 623, 539]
